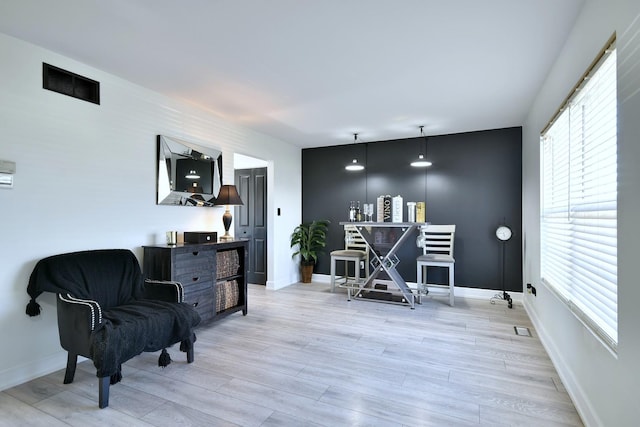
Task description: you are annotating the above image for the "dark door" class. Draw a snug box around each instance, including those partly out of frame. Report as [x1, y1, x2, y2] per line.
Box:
[235, 167, 267, 285]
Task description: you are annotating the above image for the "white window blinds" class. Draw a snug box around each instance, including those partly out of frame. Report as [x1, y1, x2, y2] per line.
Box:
[540, 43, 617, 350]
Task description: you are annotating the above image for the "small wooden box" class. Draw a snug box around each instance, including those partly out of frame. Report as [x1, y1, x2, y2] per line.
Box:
[184, 231, 217, 244]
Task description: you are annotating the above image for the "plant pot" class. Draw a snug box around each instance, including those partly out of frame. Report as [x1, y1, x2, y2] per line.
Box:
[300, 263, 314, 283]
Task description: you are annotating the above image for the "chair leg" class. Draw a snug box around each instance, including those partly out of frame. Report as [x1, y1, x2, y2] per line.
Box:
[422, 264, 429, 295]
[449, 265, 455, 307]
[343, 260, 348, 284]
[347, 262, 352, 300]
[416, 263, 422, 304]
[424, 266, 428, 290]
[330, 257, 336, 292]
[98, 376, 110, 408]
[63, 353, 77, 384]
[186, 342, 195, 363]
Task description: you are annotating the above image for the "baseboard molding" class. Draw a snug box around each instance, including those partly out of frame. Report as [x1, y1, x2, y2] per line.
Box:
[266, 275, 298, 290]
[524, 300, 599, 426]
[312, 274, 522, 302]
[0, 351, 67, 392]
[311, 273, 331, 283]
[454, 286, 523, 302]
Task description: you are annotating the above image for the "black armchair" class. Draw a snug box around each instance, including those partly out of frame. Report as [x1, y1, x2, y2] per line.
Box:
[26, 249, 201, 408]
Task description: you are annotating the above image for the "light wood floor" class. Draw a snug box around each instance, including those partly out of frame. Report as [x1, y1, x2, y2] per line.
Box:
[1, 283, 583, 426]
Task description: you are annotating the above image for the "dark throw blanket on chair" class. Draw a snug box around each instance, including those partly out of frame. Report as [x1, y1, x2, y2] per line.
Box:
[26, 249, 200, 379]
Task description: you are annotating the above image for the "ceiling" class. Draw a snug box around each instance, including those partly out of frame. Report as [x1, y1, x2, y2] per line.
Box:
[0, 0, 584, 148]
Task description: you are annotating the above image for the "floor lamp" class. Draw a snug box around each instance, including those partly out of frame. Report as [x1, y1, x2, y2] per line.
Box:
[214, 184, 244, 242]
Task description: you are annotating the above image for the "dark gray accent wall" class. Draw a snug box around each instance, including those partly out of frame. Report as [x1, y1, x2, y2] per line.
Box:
[302, 127, 523, 292]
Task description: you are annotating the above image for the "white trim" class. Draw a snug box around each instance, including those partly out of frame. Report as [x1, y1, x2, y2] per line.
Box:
[312, 274, 523, 302]
[266, 277, 293, 290]
[0, 350, 67, 392]
[454, 286, 523, 303]
[524, 298, 601, 427]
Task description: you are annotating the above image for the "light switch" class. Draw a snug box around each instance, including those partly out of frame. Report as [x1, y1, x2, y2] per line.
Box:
[0, 173, 13, 189]
[0, 159, 15, 174]
[0, 159, 15, 189]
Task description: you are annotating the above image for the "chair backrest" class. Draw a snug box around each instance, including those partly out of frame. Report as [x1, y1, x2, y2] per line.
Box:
[28, 249, 144, 310]
[344, 225, 368, 252]
[418, 224, 456, 256]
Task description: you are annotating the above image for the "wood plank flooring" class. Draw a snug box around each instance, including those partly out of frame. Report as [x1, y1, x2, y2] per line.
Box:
[0, 283, 583, 426]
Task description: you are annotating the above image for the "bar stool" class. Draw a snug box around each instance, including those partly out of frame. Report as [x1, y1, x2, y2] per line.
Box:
[330, 225, 369, 292]
[416, 224, 456, 306]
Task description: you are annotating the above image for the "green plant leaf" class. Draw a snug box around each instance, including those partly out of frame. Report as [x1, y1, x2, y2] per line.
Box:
[290, 219, 330, 263]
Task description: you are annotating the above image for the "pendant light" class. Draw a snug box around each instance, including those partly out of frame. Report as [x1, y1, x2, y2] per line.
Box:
[185, 170, 200, 179]
[410, 126, 432, 167]
[345, 133, 365, 171]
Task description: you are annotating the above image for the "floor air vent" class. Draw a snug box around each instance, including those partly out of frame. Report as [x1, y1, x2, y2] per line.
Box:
[514, 326, 532, 337]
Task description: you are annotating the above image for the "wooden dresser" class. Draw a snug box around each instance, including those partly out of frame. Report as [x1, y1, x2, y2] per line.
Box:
[143, 240, 248, 323]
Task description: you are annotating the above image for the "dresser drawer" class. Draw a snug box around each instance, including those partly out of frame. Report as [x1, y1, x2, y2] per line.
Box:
[175, 270, 213, 287]
[174, 249, 214, 284]
[183, 281, 214, 321]
[175, 249, 214, 270]
[182, 279, 214, 296]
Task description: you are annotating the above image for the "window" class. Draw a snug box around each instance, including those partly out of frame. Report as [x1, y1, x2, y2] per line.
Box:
[540, 39, 617, 351]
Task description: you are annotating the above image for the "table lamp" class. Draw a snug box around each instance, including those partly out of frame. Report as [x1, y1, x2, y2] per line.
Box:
[214, 184, 244, 241]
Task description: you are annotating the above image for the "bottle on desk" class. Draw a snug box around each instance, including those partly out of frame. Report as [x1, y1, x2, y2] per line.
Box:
[416, 202, 426, 222]
[407, 202, 416, 222]
[392, 195, 403, 223]
[378, 195, 392, 222]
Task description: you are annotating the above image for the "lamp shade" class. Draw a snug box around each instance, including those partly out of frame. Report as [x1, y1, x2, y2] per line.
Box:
[411, 125, 433, 167]
[214, 184, 244, 206]
[345, 159, 365, 171]
[410, 154, 432, 167]
[344, 133, 365, 171]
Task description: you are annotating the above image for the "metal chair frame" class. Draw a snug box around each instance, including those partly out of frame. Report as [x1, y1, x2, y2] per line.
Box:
[330, 225, 369, 292]
[416, 224, 456, 306]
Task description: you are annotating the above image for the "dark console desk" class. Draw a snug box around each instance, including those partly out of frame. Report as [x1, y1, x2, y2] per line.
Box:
[143, 240, 248, 323]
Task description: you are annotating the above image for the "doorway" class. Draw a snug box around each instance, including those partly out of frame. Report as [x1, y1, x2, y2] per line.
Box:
[234, 154, 268, 285]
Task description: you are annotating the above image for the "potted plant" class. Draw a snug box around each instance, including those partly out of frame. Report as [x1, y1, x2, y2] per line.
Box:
[290, 219, 330, 283]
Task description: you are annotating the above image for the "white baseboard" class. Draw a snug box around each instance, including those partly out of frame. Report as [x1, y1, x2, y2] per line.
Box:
[266, 276, 296, 290]
[0, 351, 67, 392]
[454, 285, 523, 302]
[312, 274, 522, 302]
[311, 273, 332, 283]
[524, 300, 599, 427]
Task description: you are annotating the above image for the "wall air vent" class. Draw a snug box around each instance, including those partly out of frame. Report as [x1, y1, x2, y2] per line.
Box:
[43, 63, 100, 104]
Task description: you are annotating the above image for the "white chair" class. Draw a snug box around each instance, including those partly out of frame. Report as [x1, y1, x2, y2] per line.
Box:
[330, 225, 369, 292]
[416, 224, 456, 306]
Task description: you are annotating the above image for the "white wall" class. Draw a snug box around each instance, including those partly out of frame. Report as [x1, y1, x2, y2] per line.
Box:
[522, 1, 640, 425]
[0, 33, 302, 390]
